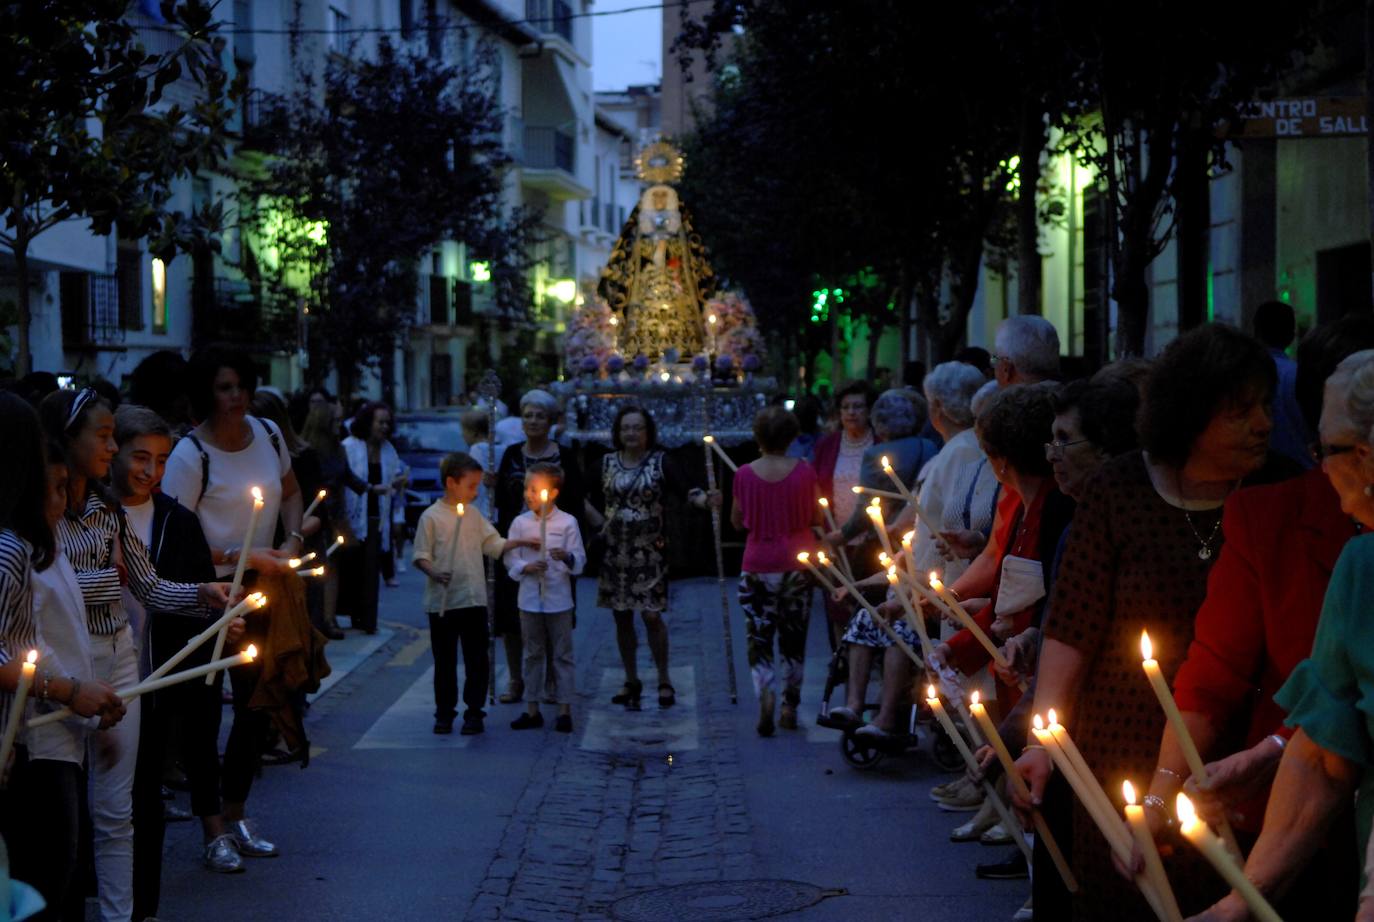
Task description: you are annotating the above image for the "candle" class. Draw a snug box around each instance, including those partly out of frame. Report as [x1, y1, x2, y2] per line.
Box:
[707, 312, 718, 358]
[302, 488, 327, 521]
[150, 593, 266, 681]
[301, 566, 327, 577]
[805, 552, 922, 669]
[1032, 714, 1132, 856]
[702, 435, 738, 472]
[926, 571, 1020, 685]
[817, 497, 854, 581]
[1047, 710, 1127, 845]
[1176, 793, 1282, 922]
[1140, 630, 1242, 859]
[884, 566, 936, 662]
[866, 499, 895, 559]
[208, 486, 264, 684]
[850, 484, 905, 502]
[879, 455, 941, 536]
[440, 503, 465, 612]
[325, 534, 346, 558]
[300, 551, 318, 565]
[539, 489, 550, 563]
[927, 686, 1032, 864]
[1123, 781, 1183, 922]
[0, 650, 37, 774]
[968, 693, 1078, 892]
[287, 557, 303, 569]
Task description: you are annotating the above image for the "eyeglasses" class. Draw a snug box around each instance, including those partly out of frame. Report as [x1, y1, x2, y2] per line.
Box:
[1044, 438, 1091, 457]
[1310, 442, 1358, 463]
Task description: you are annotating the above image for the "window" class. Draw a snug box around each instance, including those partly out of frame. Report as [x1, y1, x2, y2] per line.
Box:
[328, 6, 350, 53]
[151, 257, 168, 334]
[425, 0, 441, 59]
[117, 239, 144, 330]
[399, 0, 414, 39]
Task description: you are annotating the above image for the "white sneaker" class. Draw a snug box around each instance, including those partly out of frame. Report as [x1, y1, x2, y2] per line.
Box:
[1012, 895, 1033, 921]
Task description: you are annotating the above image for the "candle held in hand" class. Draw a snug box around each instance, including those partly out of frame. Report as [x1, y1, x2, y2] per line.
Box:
[1176, 794, 1282, 922]
[325, 535, 346, 558]
[0, 650, 38, 775]
[209, 486, 264, 685]
[1123, 781, 1183, 922]
[302, 488, 327, 521]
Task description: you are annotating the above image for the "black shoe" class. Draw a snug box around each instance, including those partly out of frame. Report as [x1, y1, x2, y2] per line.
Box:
[613, 679, 643, 710]
[658, 684, 676, 708]
[554, 714, 573, 733]
[510, 712, 544, 730]
[433, 719, 454, 735]
[975, 850, 1028, 880]
[460, 716, 484, 735]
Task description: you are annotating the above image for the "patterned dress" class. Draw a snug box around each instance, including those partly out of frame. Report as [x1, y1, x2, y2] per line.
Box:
[597, 450, 669, 612]
[1045, 451, 1291, 921]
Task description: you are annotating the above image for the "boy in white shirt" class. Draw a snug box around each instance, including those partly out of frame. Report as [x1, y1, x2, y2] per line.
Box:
[413, 453, 537, 735]
[505, 462, 584, 733]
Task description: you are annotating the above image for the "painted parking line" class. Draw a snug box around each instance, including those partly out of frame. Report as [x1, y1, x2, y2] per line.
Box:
[579, 666, 699, 754]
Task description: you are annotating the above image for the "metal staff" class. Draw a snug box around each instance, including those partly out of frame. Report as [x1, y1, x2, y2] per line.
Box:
[703, 394, 739, 704]
[479, 369, 502, 706]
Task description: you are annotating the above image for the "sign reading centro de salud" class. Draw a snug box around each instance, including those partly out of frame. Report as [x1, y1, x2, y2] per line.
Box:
[1232, 97, 1368, 138]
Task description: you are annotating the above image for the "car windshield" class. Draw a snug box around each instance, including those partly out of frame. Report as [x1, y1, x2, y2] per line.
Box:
[392, 418, 465, 453]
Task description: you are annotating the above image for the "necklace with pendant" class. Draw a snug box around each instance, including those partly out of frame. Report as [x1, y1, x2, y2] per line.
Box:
[1182, 508, 1223, 560]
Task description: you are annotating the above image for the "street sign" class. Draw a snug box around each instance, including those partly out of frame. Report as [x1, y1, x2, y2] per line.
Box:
[1230, 97, 1368, 138]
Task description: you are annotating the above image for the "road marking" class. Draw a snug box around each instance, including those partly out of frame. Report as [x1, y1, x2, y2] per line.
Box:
[579, 666, 699, 754]
[353, 662, 509, 750]
[387, 629, 431, 667]
[310, 627, 396, 702]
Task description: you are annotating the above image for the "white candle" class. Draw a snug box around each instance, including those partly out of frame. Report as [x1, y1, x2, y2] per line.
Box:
[152, 593, 266, 682]
[702, 435, 738, 472]
[208, 486, 264, 684]
[879, 455, 941, 535]
[969, 693, 1078, 892]
[441, 503, 465, 612]
[1141, 630, 1241, 859]
[866, 500, 895, 559]
[538, 490, 549, 564]
[325, 534, 346, 558]
[804, 552, 921, 669]
[884, 567, 936, 662]
[1176, 793, 1282, 922]
[0, 650, 37, 774]
[926, 571, 1019, 681]
[1032, 714, 1132, 856]
[1123, 781, 1183, 922]
[302, 488, 327, 521]
[850, 484, 905, 501]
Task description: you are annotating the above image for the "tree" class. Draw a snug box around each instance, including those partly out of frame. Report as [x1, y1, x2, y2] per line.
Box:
[240, 34, 538, 398]
[0, 0, 235, 374]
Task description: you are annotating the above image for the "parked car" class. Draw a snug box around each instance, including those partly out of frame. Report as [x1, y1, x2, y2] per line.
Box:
[392, 411, 468, 530]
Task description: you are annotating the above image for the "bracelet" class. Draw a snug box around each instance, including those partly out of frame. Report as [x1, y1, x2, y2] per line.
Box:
[1154, 767, 1183, 782]
[289, 531, 305, 543]
[1142, 794, 1174, 825]
[1021, 743, 1046, 754]
[1268, 733, 1287, 752]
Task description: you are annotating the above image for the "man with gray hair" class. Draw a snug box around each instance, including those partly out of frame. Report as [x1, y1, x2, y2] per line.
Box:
[993, 315, 1061, 387]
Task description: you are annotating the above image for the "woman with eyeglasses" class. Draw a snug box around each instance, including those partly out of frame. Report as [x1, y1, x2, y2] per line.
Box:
[595, 406, 712, 711]
[1181, 333, 1374, 922]
[39, 386, 235, 922]
[1011, 325, 1300, 922]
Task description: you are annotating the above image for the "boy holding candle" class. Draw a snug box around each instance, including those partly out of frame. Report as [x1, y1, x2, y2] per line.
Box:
[504, 463, 584, 733]
[413, 453, 538, 735]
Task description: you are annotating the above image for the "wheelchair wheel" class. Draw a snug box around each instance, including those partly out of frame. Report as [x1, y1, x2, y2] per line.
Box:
[841, 733, 886, 770]
[930, 724, 967, 773]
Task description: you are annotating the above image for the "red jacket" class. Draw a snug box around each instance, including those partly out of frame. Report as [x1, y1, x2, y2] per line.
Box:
[1172, 467, 1356, 826]
[813, 431, 842, 502]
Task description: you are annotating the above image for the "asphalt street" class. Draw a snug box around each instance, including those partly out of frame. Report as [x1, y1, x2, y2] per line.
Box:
[150, 562, 1026, 921]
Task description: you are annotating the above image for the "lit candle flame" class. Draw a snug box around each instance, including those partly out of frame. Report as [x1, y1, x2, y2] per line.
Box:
[816, 550, 831, 566]
[901, 530, 915, 546]
[251, 592, 267, 608]
[796, 551, 810, 563]
[251, 486, 263, 503]
[539, 489, 549, 504]
[316, 489, 326, 500]
[886, 567, 898, 583]
[1176, 792, 1198, 828]
[245, 644, 258, 659]
[456, 503, 465, 516]
[970, 690, 981, 707]
[287, 558, 302, 569]
[1048, 708, 1059, 726]
[881, 455, 892, 471]
[851, 485, 863, 494]
[25, 650, 37, 665]
[708, 313, 717, 325]
[929, 571, 944, 591]
[867, 505, 882, 519]
[309, 567, 326, 577]
[334, 535, 344, 546]
[703, 435, 715, 444]
[660, 371, 670, 382]
[926, 684, 937, 700]
[1140, 629, 1154, 662]
[818, 497, 829, 508]
[1033, 713, 1045, 731]
[1122, 780, 1138, 806]
[878, 552, 891, 566]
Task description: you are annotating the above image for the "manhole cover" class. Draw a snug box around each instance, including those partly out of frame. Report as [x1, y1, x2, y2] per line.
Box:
[610, 879, 833, 921]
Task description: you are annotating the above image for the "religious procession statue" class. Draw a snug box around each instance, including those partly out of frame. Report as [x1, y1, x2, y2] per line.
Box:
[597, 140, 716, 360]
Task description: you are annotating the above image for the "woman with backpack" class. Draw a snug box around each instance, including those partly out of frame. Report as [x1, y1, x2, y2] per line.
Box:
[162, 346, 306, 866]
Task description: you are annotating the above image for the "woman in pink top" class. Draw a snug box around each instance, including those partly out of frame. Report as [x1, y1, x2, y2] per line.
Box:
[731, 406, 821, 736]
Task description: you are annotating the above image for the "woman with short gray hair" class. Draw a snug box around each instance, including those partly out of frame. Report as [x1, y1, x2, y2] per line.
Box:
[494, 389, 596, 704]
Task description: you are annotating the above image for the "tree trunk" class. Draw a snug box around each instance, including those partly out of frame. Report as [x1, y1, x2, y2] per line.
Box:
[14, 233, 32, 377]
[938, 236, 986, 361]
[865, 316, 884, 382]
[1176, 118, 1210, 332]
[1113, 249, 1151, 357]
[1017, 103, 1045, 314]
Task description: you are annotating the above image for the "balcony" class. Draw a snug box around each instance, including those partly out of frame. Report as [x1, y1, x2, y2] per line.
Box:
[525, 0, 573, 44]
[240, 88, 286, 151]
[518, 126, 590, 201]
[60, 272, 125, 350]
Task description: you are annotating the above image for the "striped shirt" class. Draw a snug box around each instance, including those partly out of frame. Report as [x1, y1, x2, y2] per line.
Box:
[57, 491, 201, 637]
[0, 530, 38, 743]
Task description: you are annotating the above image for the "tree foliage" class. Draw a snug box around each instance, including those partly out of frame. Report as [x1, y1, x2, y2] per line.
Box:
[239, 34, 539, 393]
[0, 0, 236, 374]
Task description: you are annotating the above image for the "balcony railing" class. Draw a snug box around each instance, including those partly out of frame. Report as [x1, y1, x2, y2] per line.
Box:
[521, 127, 575, 173]
[525, 0, 573, 43]
[191, 275, 295, 346]
[60, 272, 124, 348]
[240, 87, 286, 149]
[604, 202, 617, 233]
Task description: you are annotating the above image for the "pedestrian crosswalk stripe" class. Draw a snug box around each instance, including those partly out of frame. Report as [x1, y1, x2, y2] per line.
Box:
[579, 666, 699, 754]
[310, 627, 396, 702]
[352, 661, 509, 750]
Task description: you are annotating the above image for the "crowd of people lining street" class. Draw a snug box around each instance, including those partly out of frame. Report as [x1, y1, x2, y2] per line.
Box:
[1, 299, 1374, 922]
